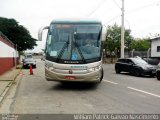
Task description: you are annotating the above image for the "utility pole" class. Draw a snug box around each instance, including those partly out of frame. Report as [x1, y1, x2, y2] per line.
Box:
[121, 0, 125, 58]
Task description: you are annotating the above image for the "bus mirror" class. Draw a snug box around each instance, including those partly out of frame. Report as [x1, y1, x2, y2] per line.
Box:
[38, 26, 49, 41]
[101, 26, 107, 41]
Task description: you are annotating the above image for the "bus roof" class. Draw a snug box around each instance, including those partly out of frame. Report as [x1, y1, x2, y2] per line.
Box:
[51, 19, 102, 24]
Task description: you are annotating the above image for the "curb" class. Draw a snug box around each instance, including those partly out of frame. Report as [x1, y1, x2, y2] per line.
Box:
[0, 82, 12, 102]
[0, 69, 22, 106]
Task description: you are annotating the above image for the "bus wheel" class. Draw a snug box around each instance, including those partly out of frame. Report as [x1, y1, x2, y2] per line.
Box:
[99, 68, 104, 82]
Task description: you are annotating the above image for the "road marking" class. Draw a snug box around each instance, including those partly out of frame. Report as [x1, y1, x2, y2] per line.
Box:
[103, 80, 118, 85]
[128, 87, 160, 98]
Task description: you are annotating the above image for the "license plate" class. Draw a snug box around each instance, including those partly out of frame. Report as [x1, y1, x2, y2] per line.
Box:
[65, 76, 76, 80]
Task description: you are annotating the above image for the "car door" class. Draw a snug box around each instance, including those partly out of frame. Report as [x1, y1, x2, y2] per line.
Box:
[126, 59, 134, 73]
[117, 59, 126, 71]
[120, 59, 128, 72]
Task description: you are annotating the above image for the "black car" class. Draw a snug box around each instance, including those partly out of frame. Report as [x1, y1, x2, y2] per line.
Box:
[115, 58, 156, 77]
[156, 63, 160, 80]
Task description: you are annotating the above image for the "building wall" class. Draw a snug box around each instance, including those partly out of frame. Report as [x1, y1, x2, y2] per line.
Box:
[0, 36, 18, 75]
[151, 38, 160, 57]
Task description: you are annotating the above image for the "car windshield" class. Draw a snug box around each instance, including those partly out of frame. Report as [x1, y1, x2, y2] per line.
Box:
[46, 23, 102, 63]
[26, 55, 32, 59]
[132, 58, 148, 65]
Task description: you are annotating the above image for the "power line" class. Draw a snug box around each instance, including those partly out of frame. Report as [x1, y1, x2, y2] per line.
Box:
[111, 0, 121, 9]
[103, 0, 122, 26]
[104, 15, 120, 25]
[104, 0, 160, 25]
[103, 15, 131, 31]
[126, 0, 160, 15]
[87, 0, 107, 17]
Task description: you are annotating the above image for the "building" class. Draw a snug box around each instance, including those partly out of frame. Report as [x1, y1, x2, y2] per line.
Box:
[150, 37, 160, 58]
[0, 32, 18, 75]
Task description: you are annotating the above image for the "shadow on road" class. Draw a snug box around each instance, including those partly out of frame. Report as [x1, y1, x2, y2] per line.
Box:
[51, 82, 99, 91]
[113, 72, 156, 78]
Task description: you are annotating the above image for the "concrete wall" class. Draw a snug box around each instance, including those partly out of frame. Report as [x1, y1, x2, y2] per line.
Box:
[0, 36, 18, 75]
[151, 38, 160, 57]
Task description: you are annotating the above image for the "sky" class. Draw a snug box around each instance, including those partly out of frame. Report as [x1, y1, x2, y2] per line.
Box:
[1, 0, 160, 52]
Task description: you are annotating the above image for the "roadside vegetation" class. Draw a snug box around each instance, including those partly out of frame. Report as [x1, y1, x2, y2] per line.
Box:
[0, 17, 37, 52]
[103, 24, 151, 63]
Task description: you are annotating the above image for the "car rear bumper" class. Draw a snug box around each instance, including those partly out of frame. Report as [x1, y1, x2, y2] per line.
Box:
[23, 63, 36, 68]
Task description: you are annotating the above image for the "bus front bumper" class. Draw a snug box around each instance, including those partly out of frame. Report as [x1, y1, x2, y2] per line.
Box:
[45, 68, 102, 82]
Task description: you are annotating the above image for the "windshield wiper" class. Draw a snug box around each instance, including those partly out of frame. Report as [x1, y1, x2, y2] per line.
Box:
[56, 40, 69, 62]
[73, 41, 86, 63]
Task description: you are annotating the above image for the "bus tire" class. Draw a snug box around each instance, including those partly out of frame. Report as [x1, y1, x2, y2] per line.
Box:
[99, 68, 103, 82]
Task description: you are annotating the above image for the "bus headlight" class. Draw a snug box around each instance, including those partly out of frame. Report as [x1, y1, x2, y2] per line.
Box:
[88, 66, 100, 72]
[45, 62, 54, 71]
[47, 66, 57, 72]
[88, 68, 95, 72]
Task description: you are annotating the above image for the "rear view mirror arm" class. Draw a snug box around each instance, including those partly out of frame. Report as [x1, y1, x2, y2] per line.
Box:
[38, 26, 49, 41]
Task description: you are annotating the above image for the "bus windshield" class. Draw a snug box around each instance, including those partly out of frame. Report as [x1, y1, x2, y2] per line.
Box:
[46, 23, 102, 64]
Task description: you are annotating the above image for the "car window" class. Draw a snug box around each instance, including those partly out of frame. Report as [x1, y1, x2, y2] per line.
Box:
[117, 59, 126, 63]
[132, 58, 148, 65]
[126, 59, 133, 64]
[26, 55, 32, 58]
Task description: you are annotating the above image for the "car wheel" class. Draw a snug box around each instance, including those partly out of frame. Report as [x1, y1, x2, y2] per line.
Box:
[133, 68, 141, 77]
[150, 74, 155, 77]
[115, 68, 121, 74]
[157, 72, 160, 80]
[34, 65, 36, 68]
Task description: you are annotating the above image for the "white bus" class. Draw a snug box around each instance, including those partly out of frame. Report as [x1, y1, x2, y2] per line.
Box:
[38, 19, 105, 83]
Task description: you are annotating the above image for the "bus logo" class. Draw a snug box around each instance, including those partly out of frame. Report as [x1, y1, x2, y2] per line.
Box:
[69, 70, 73, 74]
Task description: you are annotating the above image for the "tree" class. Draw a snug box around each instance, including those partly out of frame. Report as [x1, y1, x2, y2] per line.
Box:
[131, 38, 150, 51]
[0, 17, 37, 51]
[104, 24, 133, 57]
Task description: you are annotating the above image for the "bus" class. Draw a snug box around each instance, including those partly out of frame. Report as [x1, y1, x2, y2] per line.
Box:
[38, 19, 105, 83]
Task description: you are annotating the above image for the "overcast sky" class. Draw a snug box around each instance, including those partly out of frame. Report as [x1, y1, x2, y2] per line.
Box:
[1, 0, 160, 52]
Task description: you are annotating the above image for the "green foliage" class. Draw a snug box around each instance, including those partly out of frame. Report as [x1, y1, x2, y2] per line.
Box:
[0, 17, 37, 51]
[131, 38, 150, 51]
[105, 24, 133, 57]
[19, 51, 25, 55]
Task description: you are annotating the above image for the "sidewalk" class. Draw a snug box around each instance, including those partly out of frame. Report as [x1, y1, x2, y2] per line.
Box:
[0, 67, 22, 103]
[0, 68, 21, 81]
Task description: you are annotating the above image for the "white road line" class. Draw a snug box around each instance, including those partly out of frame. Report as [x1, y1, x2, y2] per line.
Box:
[128, 87, 160, 98]
[103, 80, 118, 85]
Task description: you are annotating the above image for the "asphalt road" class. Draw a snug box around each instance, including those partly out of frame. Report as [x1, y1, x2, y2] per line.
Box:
[2, 60, 160, 114]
